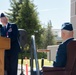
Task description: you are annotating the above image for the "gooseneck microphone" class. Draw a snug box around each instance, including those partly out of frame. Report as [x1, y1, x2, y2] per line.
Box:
[0, 24, 2, 36]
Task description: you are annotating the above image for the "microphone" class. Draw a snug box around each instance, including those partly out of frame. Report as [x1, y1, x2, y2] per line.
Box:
[0, 24, 2, 36]
[0, 24, 2, 28]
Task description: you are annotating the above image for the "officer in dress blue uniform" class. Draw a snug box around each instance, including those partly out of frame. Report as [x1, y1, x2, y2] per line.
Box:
[0, 13, 21, 75]
[53, 22, 74, 67]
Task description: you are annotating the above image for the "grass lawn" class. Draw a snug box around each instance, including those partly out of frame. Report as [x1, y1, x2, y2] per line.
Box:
[18, 59, 53, 69]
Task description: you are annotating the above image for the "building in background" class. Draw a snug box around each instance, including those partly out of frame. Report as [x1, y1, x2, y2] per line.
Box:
[71, 0, 76, 38]
[52, 29, 62, 44]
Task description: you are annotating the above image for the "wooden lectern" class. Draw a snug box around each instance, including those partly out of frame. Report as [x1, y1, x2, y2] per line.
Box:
[0, 36, 10, 75]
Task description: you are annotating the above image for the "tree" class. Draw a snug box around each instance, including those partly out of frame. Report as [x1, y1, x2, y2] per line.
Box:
[44, 20, 56, 48]
[6, 0, 22, 22]
[6, 0, 42, 49]
[40, 27, 46, 48]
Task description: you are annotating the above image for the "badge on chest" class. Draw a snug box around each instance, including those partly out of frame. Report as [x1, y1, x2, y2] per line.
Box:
[8, 28, 12, 32]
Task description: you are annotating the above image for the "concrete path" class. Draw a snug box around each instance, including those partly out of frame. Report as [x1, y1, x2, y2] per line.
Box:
[17, 64, 30, 75]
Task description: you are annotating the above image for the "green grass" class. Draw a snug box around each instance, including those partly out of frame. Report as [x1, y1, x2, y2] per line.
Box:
[18, 59, 53, 69]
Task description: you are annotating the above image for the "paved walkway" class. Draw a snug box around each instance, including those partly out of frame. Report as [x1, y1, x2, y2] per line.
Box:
[17, 64, 30, 75]
[5, 64, 42, 75]
[17, 64, 42, 75]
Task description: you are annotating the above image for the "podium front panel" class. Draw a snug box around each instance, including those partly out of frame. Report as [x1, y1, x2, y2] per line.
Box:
[0, 37, 10, 49]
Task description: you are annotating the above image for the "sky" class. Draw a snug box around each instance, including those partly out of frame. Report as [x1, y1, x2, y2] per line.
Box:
[0, 0, 70, 29]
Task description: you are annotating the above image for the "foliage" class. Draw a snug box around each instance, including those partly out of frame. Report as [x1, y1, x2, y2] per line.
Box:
[6, 0, 21, 22]
[6, 0, 42, 49]
[45, 20, 56, 46]
[41, 20, 56, 48]
[6, 0, 56, 59]
[18, 50, 47, 59]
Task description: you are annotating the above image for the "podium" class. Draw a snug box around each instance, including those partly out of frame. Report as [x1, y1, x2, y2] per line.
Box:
[0, 37, 10, 75]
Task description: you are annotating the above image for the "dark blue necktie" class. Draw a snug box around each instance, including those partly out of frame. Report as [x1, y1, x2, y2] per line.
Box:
[4, 26, 6, 31]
